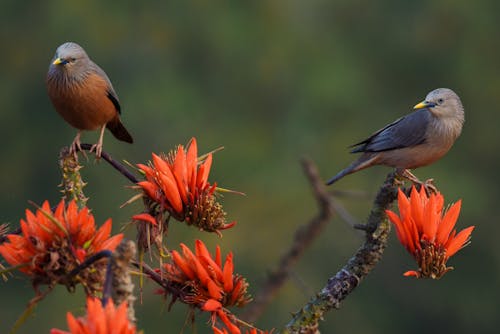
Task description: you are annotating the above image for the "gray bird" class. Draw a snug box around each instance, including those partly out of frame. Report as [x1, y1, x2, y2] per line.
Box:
[326, 88, 464, 186]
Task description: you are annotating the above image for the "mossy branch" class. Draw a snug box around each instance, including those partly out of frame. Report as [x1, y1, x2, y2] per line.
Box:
[281, 171, 398, 334]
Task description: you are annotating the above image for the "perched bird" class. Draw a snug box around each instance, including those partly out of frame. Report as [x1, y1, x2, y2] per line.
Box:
[46, 42, 133, 157]
[326, 88, 464, 186]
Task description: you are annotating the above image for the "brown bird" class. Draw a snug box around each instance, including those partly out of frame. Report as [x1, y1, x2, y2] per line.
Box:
[46, 42, 133, 157]
[326, 88, 464, 187]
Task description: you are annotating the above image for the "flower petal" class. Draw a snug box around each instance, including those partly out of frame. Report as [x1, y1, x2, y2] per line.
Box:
[132, 213, 158, 226]
[403, 270, 420, 277]
[172, 250, 196, 280]
[386, 210, 407, 247]
[410, 187, 424, 232]
[222, 253, 234, 293]
[207, 279, 223, 300]
[196, 240, 224, 281]
[217, 309, 241, 334]
[157, 170, 183, 214]
[445, 226, 475, 258]
[172, 146, 188, 204]
[436, 200, 461, 245]
[138, 181, 160, 202]
[202, 299, 222, 311]
[422, 193, 438, 242]
[397, 188, 411, 221]
[197, 153, 213, 189]
[186, 138, 198, 188]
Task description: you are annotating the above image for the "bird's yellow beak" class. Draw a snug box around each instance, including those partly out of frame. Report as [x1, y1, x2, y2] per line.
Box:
[414, 101, 433, 109]
[53, 57, 63, 65]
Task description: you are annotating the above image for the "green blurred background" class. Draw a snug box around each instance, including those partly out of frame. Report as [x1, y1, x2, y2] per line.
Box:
[1, 0, 498, 333]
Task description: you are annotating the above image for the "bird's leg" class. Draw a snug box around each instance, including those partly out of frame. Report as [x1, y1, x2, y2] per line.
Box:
[70, 131, 86, 160]
[90, 125, 106, 158]
[399, 169, 437, 194]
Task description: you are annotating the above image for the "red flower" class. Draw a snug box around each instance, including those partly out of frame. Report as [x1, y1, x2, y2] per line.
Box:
[163, 240, 250, 308]
[50, 298, 136, 334]
[160, 240, 251, 329]
[137, 138, 236, 236]
[386, 186, 474, 278]
[0, 200, 123, 293]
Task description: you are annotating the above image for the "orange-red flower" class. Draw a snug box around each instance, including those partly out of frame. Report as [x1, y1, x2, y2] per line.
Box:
[0, 200, 123, 293]
[51, 298, 136, 334]
[161, 240, 251, 325]
[137, 138, 236, 236]
[161, 239, 253, 334]
[386, 186, 474, 279]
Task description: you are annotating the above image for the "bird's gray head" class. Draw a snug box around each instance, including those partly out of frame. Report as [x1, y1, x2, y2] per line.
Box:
[414, 88, 464, 122]
[48, 42, 91, 80]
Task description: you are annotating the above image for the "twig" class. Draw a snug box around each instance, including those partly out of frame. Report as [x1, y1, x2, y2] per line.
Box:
[67, 250, 113, 278]
[78, 144, 138, 184]
[130, 260, 184, 298]
[240, 158, 334, 322]
[282, 171, 398, 334]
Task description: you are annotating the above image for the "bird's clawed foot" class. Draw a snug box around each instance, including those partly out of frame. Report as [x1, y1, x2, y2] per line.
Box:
[70, 131, 87, 160]
[89, 143, 103, 159]
[399, 169, 438, 194]
[69, 131, 104, 160]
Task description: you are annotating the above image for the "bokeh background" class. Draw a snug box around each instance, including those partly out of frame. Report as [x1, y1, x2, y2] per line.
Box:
[1, 1, 498, 333]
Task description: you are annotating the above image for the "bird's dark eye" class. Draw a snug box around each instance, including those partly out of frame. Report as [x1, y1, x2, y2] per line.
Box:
[438, 98, 444, 104]
[70, 57, 76, 62]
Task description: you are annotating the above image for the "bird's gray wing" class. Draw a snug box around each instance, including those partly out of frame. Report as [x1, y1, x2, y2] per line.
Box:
[90, 62, 121, 114]
[350, 109, 431, 153]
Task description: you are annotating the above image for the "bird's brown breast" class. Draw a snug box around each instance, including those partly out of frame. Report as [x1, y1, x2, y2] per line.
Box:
[47, 72, 118, 131]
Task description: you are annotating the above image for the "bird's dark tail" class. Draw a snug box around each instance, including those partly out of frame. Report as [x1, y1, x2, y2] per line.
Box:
[326, 154, 379, 185]
[107, 117, 133, 143]
[326, 166, 355, 185]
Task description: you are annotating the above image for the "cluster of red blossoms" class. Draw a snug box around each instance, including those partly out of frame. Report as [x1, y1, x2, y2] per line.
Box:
[386, 186, 474, 279]
[0, 200, 123, 294]
[161, 240, 254, 333]
[136, 138, 236, 241]
[51, 298, 136, 334]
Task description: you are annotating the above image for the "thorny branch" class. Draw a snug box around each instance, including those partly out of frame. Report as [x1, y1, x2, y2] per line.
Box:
[130, 260, 187, 306]
[78, 144, 139, 184]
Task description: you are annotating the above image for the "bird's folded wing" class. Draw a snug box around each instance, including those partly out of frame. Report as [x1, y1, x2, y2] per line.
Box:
[350, 109, 431, 153]
[90, 62, 122, 114]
